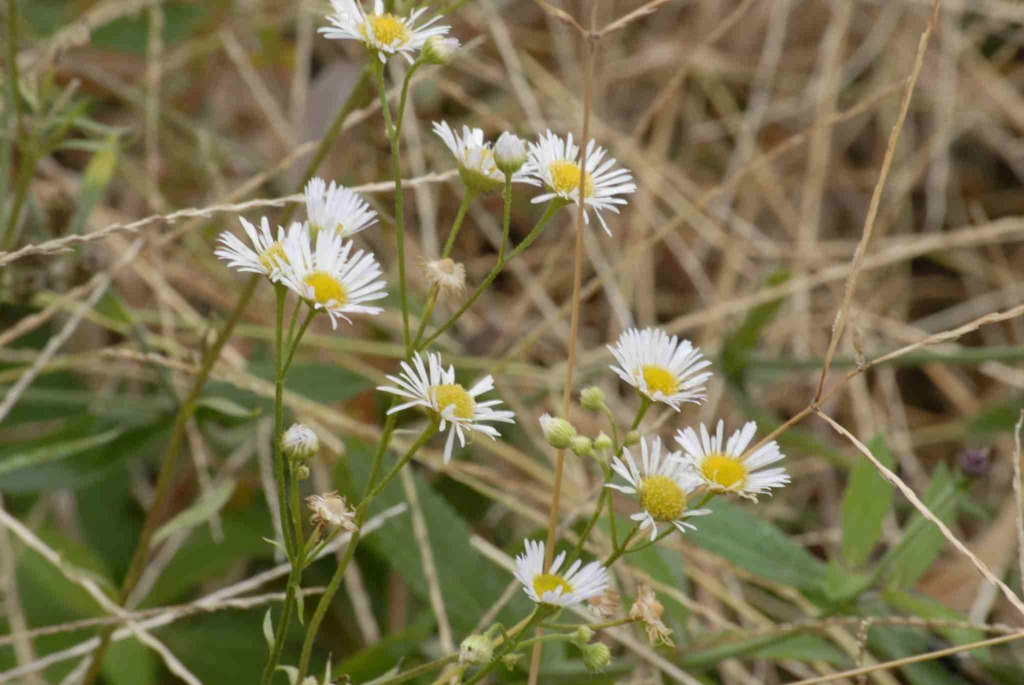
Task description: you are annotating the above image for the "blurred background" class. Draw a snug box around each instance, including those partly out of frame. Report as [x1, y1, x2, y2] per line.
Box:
[4, 0, 1024, 683]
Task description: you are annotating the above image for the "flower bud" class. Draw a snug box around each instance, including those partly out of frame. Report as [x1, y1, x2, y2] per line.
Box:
[494, 132, 527, 175]
[959, 447, 991, 478]
[581, 642, 611, 673]
[459, 633, 493, 665]
[539, 414, 576, 449]
[282, 423, 319, 462]
[624, 431, 641, 447]
[570, 436, 594, 458]
[501, 653, 520, 671]
[594, 432, 612, 451]
[573, 625, 595, 644]
[580, 386, 606, 412]
[422, 36, 459, 66]
[294, 464, 311, 480]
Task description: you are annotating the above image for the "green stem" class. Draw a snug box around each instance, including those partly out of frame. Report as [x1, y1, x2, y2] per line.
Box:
[365, 421, 439, 503]
[603, 524, 642, 568]
[567, 487, 608, 565]
[2, 147, 35, 250]
[80, 274, 260, 685]
[442, 191, 473, 258]
[625, 526, 675, 555]
[371, 655, 459, 685]
[272, 286, 296, 558]
[260, 575, 297, 685]
[630, 397, 651, 431]
[294, 419, 436, 682]
[463, 608, 548, 685]
[375, 61, 411, 353]
[364, 411, 399, 496]
[288, 466, 305, 565]
[498, 174, 512, 263]
[410, 191, 473, 348]
[419, 200, 561, 349]
[5, 0, 20, 132]
[282, 306, 316, 376]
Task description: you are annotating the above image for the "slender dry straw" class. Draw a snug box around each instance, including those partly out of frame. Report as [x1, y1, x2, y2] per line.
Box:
[1014, 410, 1024, 591]
[814, 0, 940, 401]
[528, 5, 599, 684]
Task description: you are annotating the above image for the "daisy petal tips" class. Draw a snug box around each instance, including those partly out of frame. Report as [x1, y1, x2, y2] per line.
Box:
[524, 130, 637, 235]
[514, 539, 609, 607]
[215, 216, 302, 281]
[606, 436, 710, 541]
[609, 327, 712, 411]
[376, 351, 516, 464]
[319, 0, 450, 64]
[276, 226, 387, 329]
[674, 420, 790, 501]
[432, 121, 529, 194]
[305, 177, 377, 239]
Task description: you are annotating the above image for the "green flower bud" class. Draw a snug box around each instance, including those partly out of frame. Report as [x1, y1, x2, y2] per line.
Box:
[573, 625, 595, 644]
[501, 653, 520, 671]
[594, 432, 612, 451]
[459, 634, 494, 665]
[421, 36, 459, 66]
[570, 436, 594, 458]
[294, 464, 310, 480]
[540, 414, 576, 449]
[494, 132, 527, 175]
[624, 431, 641, 447]
[581, 642, 611, 673]
[580, 386, 606, 411]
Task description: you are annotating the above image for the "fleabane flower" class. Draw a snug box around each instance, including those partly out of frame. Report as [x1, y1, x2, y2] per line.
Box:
[377, 352, 515, 463]
[609, 327, 712, 411]
[319, 0, 449, 64]
[215, 217, 302, 281]
[524, 130, 636, 234]
[276, 227, 386, 329]
[432, 122, 528, 194]
[514, 540, 609, 607]
[421, 257, 466, 297]
[674, 420, 790, 500]
[304, 177, 377, 239]
[606, 437, 710, 541]
[307, 492, 358, 532]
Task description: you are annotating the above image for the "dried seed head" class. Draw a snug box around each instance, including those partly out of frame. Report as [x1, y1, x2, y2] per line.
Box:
[422, 257, 466, 297]
[630, 585, 674, 646]
[588, 588, 621, 619]
[307, 492, 358, 533]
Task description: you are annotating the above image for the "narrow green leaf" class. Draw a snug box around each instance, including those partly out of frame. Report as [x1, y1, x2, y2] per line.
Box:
[262, 609, 275, 653]
[840, 434, 895, 568]
[68, 135, 118, 235]
[152, 479, 236, 545]
[881, 464, 961, 590]
[686, 498, 826, 592]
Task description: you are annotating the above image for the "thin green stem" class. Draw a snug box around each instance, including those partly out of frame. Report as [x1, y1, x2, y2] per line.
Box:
[567, 487, 608, 565]
[283, 296, 303, 352]
[80, 274, 260, 685]
[370, 655, 459, 685]
[272, 286, 296, 558]
[2, 147, 35, 250]
[260, 577, 296, 685]
[288, 466, 305, 565]
[498, 174, 513, 262]
[365, 421, 439, 502]
[603, 524, 642, 568]
[394, 61, 422, 133]
[630, 397, 651, 431]
[419, 201, 561, 349]
[411, 287, 439, 349]
[5, 0, 21, 131]
[463, 607, 548, 685]
[625, 526, 675, 556]
[442, 191, 473, 258]
[364, 411, 399, 496]
[282, 306, 317, 376]
[295, 419, 436, 682]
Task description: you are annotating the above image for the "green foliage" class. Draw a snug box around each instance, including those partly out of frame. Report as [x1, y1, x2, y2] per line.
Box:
[840, 434, 895, 568]
[686, 498, 826, 592]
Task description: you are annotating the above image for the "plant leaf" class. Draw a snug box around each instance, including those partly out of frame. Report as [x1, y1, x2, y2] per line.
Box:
[840, 434, 895, 568]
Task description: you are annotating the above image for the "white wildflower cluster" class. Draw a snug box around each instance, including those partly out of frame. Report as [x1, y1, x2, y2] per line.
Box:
[210, 3, 798, 682]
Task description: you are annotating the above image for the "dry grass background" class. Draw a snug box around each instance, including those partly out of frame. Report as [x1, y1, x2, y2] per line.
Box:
[5, 0, 1024, 683]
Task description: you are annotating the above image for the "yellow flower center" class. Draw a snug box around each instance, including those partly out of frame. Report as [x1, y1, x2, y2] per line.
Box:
[433, 384, 475, 419]
[258, 241, 287, 272]
[639, 365, 678, 397]
[304, 271, 346, 306]
[359, 14, 409, 47]
[533, 573, 573, 599]
[639, 475, 686, 521]
[548, 160, 594, 197]
[701, 454, 748, 489]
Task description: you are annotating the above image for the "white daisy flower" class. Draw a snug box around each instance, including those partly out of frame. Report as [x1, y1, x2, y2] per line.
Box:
[609, 327, 712, 411]
[377, 351, 515, 463]
[523, 130, 637, 235]
[214, 217, 302, 280]
[432, 121, 528, 194]
[304, 177, 377, 239]
[606, 437, 711, 541]
[674, 420, 790, 500]
[276, 227, 386, 329]
[319, 0, 450, 64]
[514, 539, 609, 607]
